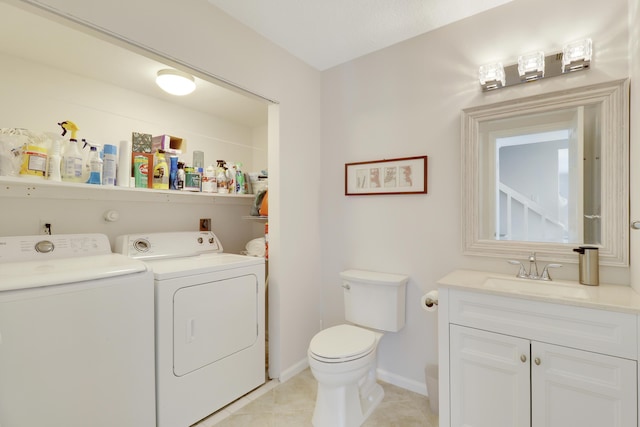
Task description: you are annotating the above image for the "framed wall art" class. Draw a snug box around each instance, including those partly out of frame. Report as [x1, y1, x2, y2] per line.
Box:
[345, 155, 428, 196]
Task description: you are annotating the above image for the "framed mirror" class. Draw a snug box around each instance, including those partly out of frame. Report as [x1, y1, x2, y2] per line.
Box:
[462, 79, 629, 266]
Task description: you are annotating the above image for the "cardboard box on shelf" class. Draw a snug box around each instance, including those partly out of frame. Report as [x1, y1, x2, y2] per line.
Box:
[152, 135, 185, 155]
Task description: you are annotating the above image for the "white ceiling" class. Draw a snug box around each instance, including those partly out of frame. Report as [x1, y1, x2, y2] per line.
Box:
[2, 1, 514, 129]
[208, 0, 514, 71]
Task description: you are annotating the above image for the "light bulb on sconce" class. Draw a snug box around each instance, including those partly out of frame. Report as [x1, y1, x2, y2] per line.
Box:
[517, 51, 545, 81]
[562, 38, 592, 73]
[479, 62, 506, 91]
[155, 69, 196, 96]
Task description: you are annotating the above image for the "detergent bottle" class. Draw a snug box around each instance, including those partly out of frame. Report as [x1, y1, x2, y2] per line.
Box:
[59, 121, 83, 183]
[152, 150, 169, 189]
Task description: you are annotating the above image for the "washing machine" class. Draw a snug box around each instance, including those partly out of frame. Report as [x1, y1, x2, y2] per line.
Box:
[0, 233, 156, 427]
[115, 231, 266, 427]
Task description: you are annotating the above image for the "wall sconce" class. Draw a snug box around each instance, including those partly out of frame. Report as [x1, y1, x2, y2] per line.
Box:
[156, 69, 196, 96]
[479, 38, 592, 92]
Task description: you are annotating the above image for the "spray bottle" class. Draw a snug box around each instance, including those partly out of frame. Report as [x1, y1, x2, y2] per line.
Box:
[58, 121, 83, 183]
[169, 156, 179, 190]
[225, 162, 236, 194]
[82, 139, 103, 185]
[216, 160, 228, 193]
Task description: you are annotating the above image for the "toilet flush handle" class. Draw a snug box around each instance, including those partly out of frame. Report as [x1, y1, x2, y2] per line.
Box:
[342, 282, 351, 290]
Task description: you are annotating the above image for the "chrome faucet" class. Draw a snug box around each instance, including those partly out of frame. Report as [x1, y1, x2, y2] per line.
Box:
[528, 252, 539, 279]
[508, 252, 562, 281]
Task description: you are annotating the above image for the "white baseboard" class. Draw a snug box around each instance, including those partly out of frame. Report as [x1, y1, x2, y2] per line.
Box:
[376, 368, 428, 396]
[278, 359, 431, 398]
[278, 358, 309, 383]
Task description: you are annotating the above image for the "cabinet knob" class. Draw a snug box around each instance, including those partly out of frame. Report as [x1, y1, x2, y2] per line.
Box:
[520, 354, 527, 363]
[534, 357, 541, 365]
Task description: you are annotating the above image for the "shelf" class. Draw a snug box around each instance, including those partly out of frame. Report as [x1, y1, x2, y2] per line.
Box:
[0, 176, 255, 205]
[242, 216, 268, 221]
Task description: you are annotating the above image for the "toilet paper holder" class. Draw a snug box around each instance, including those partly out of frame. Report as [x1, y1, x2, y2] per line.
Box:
[421, 290, 439, 312]
[424, 295, 438, 308]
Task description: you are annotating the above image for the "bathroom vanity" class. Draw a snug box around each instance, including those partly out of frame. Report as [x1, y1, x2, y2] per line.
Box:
[437, 270, 640, 427]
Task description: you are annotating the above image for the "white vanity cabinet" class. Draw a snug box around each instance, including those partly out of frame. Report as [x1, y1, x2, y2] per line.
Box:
[450, 325, 636, 427]
[438, 272, 640, 427]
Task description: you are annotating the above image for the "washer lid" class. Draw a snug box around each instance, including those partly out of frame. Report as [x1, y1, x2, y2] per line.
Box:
[0, 254, 147, 292]
[309, 324, 377, 361]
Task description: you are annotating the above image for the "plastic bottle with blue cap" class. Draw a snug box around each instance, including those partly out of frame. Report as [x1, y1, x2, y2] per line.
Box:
[82, 139, 103, 185]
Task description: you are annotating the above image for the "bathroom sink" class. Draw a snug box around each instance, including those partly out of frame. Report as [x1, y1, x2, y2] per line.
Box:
[483, 276, 591, 300]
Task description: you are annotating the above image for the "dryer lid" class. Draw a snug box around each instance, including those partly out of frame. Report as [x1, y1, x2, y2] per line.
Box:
[309, 324, 377, 361]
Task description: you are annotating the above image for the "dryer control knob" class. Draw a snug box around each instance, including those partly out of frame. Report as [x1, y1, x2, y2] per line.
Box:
[35, 240, 54, 253]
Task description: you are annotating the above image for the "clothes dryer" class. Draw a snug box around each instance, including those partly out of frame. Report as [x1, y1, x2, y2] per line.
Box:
[115, 231, 266, 427]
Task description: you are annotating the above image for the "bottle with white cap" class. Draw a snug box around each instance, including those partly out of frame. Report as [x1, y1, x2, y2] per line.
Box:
[102, 144, 117, 186]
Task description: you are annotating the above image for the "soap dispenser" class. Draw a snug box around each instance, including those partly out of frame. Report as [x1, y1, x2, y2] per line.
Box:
[572, 246, 599, 286]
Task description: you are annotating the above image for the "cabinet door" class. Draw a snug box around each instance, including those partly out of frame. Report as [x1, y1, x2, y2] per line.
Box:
[531, 341, 637, 427]
[450, 325, 531, 427]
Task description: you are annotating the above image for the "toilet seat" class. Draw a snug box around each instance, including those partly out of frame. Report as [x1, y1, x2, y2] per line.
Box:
[309, 324, 377, 363]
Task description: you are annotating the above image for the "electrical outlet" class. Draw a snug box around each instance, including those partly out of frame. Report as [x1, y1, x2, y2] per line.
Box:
[199, 218, 211, 231]
[39, 219, 52, 235]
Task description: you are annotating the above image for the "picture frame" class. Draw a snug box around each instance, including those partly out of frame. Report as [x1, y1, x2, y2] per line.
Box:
[345, 155, 428, 196]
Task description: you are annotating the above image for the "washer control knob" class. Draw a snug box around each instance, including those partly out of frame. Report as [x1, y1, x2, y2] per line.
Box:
[197, 237, 204, 244]
[209, 237, 215, 244]
[35, 240, 54, 253]
[133, 239, 150, 252]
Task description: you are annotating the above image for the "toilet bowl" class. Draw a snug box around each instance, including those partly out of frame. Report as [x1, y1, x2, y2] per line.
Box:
[307, 270, 408, 427]
[308, 324, 383, 427]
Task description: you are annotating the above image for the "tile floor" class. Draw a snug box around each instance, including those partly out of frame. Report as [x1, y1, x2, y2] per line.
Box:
[193, 368, 439, 427]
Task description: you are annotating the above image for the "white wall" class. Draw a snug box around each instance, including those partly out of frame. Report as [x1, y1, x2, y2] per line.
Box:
[9, 0, 323, 380]
[321, 0, 631, 393]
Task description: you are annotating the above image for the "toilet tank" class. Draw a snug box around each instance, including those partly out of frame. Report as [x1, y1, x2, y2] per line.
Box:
[340, 269, 408, 332]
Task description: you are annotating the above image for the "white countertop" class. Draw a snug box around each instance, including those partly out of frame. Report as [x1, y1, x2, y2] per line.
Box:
[437, 269, 640, 314]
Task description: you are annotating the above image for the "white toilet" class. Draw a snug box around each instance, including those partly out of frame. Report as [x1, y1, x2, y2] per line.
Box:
[307, 269, 408, 427]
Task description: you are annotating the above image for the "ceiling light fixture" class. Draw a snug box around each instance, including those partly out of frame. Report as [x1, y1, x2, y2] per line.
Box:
[156, 69, 196, 96]
[479, 38, 592, 92]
